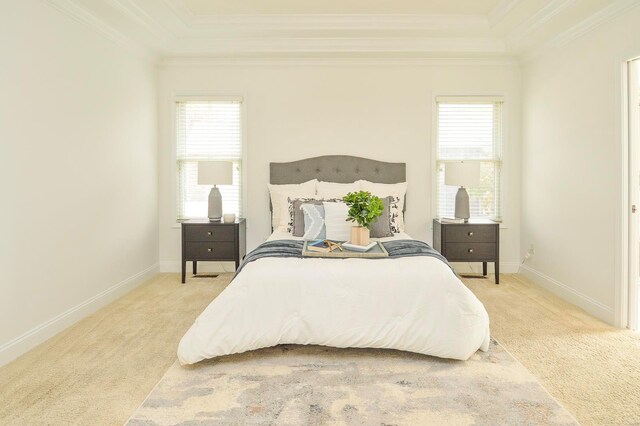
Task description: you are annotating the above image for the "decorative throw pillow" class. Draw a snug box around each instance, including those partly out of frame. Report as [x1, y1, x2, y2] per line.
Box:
[358, 180, 407, 232]
[317, 181, 361, 199]
[288, 197, 339, 237]
[323, 202, 351, 241]
[369, 196, 394, 238]
[388, 196, 402, 234]
[301, 204, 326, 240]
[267, 179, 318, 229]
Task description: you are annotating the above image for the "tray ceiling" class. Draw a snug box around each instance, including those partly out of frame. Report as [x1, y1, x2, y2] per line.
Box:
[43, 0, 639, 60]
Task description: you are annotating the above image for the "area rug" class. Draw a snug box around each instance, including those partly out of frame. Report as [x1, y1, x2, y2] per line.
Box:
[127, 340, 578, 425]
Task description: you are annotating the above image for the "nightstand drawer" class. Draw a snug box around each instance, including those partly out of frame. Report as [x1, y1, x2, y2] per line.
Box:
[184, 225, 235, 242]
[445, 225, 496, 243]
[184, 242, 236, 260]
[444, 243, 496, 261]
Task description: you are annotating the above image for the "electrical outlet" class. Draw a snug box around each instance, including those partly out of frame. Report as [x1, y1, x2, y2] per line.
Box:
[529, 244, 535, 255]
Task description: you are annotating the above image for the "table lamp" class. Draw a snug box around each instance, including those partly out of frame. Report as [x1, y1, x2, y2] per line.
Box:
[197, 161, 233, 221]
[445, 161, 480, 223]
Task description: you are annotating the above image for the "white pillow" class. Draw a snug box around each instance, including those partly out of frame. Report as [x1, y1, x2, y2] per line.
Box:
[323, 202, 351, 241]
[268, 179, 317, 229]
[317, 181, 361, 199]
[358, 180, 408, 231]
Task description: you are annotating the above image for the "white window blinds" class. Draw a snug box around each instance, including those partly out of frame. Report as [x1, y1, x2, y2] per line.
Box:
[176, 99, 243, 220]
[435, 97, 503, 221]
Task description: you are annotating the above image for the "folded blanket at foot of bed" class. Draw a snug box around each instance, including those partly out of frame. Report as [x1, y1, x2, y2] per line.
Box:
[235, 239, 452, 277]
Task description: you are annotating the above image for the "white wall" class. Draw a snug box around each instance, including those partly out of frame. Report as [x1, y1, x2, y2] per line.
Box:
[0, 1, 158, 365]
[520, 6, 640, 324]
[158, 59, 522, 274]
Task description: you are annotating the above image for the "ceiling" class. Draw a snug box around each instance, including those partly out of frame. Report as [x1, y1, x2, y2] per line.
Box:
[44, 0, 639, 60]
[181, 0, 501, 15]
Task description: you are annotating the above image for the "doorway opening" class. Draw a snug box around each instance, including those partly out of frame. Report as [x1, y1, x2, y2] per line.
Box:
[628, 58, 640, 330]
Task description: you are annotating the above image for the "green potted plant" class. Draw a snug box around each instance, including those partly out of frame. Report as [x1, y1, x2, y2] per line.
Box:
[343, 191, 384, 245]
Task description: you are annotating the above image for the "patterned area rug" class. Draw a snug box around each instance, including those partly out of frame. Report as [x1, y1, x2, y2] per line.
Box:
[127, 340, 577, 425]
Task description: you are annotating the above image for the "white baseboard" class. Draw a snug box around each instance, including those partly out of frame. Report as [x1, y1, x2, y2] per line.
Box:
[451, 261, 520, 274]
[519, 264, 614, 324]
[0, 263, 159, 368]
[160, 260, 236, 274]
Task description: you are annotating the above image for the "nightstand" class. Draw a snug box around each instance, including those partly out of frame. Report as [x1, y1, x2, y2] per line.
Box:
[433, 218, 500, 284]
[181, 218, 246, 284]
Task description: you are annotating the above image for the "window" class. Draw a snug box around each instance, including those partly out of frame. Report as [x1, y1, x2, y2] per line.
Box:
[176, 98, 243, 220]
[435, 96, 503, 221]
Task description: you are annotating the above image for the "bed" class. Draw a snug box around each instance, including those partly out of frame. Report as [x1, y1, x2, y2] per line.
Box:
[178, 156, 490, 365]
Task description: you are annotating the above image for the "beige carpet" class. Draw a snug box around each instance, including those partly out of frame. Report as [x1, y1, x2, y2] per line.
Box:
[127, 341, 577, 425]
[461, 274, 640, 426]
[0, 273, 226, 426]
[0, 272, 639, 425]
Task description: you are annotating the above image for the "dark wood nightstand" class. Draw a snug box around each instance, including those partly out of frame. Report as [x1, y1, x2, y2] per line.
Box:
[433, 218, 500, 284]
[181, 218, 246, 284]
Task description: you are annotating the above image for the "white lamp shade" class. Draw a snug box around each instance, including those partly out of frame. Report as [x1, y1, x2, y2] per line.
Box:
[445, 161, 480, 187]
[197, 161, 233, 185]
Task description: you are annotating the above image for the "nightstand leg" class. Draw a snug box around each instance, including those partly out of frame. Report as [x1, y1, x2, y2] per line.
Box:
[193, 261, 197, 275]
[235, 258, 240, 271]
[495, 262, 499, 285]
[181, 260, 186, 284]
[482, 262, 487, 277]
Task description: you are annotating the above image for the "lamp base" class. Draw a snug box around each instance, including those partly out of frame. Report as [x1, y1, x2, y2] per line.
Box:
[454, 186, 470, 222]
[208, 186, 223, 221]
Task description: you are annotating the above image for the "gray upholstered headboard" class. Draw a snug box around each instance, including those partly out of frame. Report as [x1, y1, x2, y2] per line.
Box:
[270, 155, 406, 185]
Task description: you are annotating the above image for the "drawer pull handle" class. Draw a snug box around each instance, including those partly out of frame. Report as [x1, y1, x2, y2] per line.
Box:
[207, 231, 212, 236]
[207, 248, 213, 252]
[468, 248, 474, 253]
[468, 232, 474, 236]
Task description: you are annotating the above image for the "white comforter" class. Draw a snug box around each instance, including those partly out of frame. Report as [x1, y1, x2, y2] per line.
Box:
[178, 230, 490, 364]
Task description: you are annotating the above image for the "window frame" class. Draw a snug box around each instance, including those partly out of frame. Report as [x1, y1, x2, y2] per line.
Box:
[171, 93, 248, 226]
[430, 93, 508, 228]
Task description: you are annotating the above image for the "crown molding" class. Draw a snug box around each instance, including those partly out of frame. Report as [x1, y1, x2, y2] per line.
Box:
[160, 55, 520, 69]
[43, 0, 159, 63]
[44, 0, 130, 46]
[164, 0, 488, 31]
[42, 0, 504, 58]
[161, 0, 194, 26]
[488, 0, 523, 28]
[44, 0, 637, 62]
[161, 0, 489, 32]
[180, 14, 489, 32]
[522, 0, 640, 63]
[171, 37, 506, 56]
[114, 0, 503, 56]
[105, 0, 175, 40]
[507, 0, 577, 46]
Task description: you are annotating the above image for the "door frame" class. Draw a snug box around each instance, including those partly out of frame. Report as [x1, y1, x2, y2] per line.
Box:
[627, 59, 640, 330]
